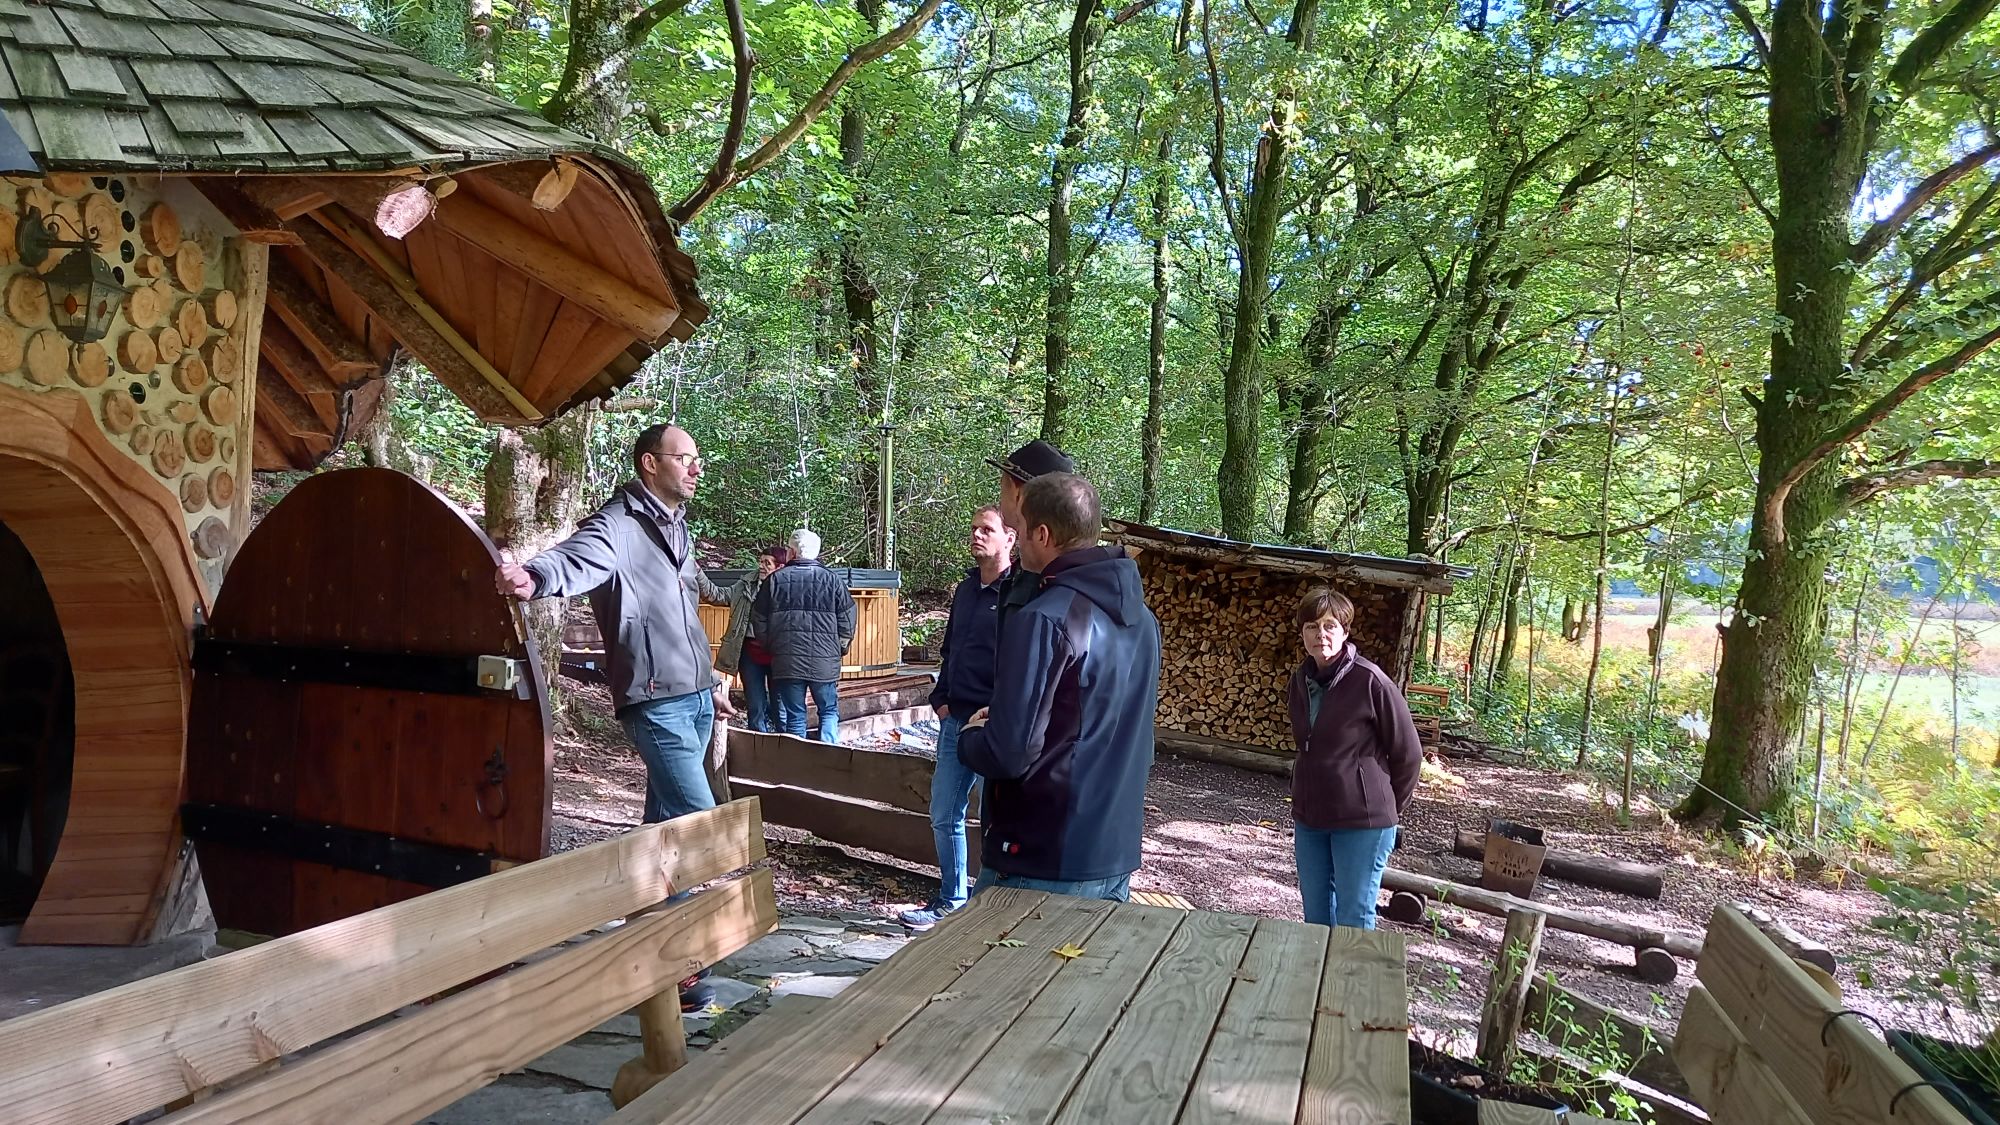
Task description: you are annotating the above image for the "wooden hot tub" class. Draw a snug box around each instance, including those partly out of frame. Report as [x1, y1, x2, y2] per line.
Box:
[700, 567, 901, 680]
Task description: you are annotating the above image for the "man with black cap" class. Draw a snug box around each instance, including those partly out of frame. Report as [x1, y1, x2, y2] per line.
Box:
[986, 438, 1076, 641]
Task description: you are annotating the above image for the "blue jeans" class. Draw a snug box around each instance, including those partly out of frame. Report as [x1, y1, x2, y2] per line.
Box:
[973, 868, 1131, 902]
[776, 679, 840, 743]
[927, 715, 979, 909]
[618, 690, 717, 824]
[740, 659, 777, 733]
[1294, 823, 1397, 929]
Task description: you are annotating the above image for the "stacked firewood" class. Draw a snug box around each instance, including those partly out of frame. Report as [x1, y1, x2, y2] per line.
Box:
[1139, 554, 1408, 749]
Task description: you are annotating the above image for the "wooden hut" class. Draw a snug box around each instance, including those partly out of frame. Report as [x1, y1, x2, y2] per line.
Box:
[0, 0, 705, 944]
[696, 567, 903, 681]
[1101, 519, 1469, 771]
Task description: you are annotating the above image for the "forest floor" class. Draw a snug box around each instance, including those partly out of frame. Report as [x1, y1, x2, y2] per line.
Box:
[547, 678, 1919, 1059]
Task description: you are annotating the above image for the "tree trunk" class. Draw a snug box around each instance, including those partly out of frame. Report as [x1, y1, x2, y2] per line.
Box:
[1493, 544, 1531, 683]
[1283, 299, 1343, 542]
[486, 410, 595, 725]
[1140, 5, 1193, 524]
[543, 0, 643, 141]
[839, 0, 885, 564]
[1041, 0, 1105, 449]
[1684, 0, 1872, 826]
[1217, 0, 1321, 540]
[1576, 377, 1621, 769]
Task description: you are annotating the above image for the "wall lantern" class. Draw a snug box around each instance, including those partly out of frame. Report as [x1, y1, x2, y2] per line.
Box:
[16, 205, 127, 344]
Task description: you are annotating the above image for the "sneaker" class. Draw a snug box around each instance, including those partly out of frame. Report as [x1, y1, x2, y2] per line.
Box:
[898, 899, 960, 932]
[678, 970, 717, 1013]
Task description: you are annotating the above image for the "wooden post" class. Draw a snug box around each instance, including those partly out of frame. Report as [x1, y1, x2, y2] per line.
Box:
[610, 987, 688, 1109]
[707, 716, 732, 805]
[1476, 908, 1547, 1074]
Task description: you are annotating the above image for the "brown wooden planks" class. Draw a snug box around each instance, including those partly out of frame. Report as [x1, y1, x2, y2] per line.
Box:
[1178, 916, 1329, 1125]
[1694, 904, 1963, 1125]
[795, 896, 1120, 1125]
[1297, 927, 1411, 1125]
[1672, 986, 1813, 1125]
[1054, 909, 1258, 1125]
[729, 730, 939, 815]
[0, 800, 763, 1125]
[611, 888, 1052, 1125]
[729, 778, 944, 870]
[157, 869, 777, 1125]
[928, 902, 1187, 1124]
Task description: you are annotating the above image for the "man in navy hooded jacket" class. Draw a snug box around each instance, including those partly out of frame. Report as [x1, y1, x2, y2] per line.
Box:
[957, 473, 1161, 901]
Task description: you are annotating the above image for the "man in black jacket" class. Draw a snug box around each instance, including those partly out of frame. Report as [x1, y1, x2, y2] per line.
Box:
[958, 474, 1161, 901]
[898, 505, 1014, 930]
[986, 439, 1075, 641]
[754, 528, 856, 742]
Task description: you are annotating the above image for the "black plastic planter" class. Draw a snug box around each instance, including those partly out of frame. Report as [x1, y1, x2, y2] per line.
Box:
[1888, 1031, 2000, 1125]
[1409, 1040, 1569, 1125]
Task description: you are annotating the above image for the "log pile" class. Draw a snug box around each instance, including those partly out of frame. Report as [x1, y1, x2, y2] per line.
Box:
[1140, 552, 1411, 750]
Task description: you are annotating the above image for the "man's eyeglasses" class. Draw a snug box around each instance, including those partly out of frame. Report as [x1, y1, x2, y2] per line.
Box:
[653, 451, 703, 471]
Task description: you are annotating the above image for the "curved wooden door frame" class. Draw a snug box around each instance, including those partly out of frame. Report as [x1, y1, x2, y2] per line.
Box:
[0, 384, 208, 945]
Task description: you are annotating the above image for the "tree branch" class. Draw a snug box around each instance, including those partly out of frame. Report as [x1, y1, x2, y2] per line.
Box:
[625, 0, 693, 47]
[1841, 458, 2000, 506]
[724, 0, 946, 188]
[1851, 141, 2000, 266]
[1723, 0, 1770, 68]
[668, 0, 755, 226]
[1442, 481, 1724, 549]
[1764, 320, 2000, 542]
[1886, 0, 2000, 94]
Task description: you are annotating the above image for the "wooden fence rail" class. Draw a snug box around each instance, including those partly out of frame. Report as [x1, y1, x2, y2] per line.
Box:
[726, 727, 977, 873]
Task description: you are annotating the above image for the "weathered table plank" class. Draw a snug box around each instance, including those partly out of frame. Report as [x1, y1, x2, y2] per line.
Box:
[926, 902, 1188, 1125]
[1052, 909, 1259, 1125]
[1177, 916, 1330, 1124]
[795, 896, 1119, 1124]
[609, 888, 1049, 1125]
[1298, 927, 1412, 1125]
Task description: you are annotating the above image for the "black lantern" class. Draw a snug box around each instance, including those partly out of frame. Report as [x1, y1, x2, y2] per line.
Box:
[15, 205, 127, 344]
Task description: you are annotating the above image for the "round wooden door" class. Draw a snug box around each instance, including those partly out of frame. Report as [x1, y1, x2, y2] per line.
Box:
[186, 467, 551, 936]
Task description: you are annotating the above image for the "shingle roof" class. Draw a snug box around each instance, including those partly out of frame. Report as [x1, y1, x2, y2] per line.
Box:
[0, 0, 621, 173]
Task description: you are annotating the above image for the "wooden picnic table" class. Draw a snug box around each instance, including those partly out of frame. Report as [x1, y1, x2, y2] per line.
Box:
[609, 887, 1412, 1125]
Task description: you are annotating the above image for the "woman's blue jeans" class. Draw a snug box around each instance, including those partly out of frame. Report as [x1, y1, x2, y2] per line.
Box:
[739, 659, 777, 733]
[1294, 823, 1397, 929]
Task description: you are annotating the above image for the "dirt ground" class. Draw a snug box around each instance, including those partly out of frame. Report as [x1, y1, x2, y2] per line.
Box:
[549, 678, 1915, 1053]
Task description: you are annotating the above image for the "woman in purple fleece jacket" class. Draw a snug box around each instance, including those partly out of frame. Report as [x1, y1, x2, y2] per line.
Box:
[1286, 587, 1425, 929]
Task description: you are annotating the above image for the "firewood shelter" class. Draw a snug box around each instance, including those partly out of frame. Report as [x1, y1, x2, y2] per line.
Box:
[1102, 519, 1470, 771]
[0, 0, 705, 945]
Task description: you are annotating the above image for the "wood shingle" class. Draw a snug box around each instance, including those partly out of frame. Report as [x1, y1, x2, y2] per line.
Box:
[1, 0, 625, 173]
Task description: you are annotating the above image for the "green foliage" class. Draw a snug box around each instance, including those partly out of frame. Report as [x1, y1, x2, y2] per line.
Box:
[1862, 878, 2000, 1093]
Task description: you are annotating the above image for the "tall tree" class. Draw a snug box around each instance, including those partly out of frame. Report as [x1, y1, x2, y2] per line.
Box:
[1683, 0, 2000, 825]
[1206, 0, 1322, 539]
[1140, 2, 1194, 521]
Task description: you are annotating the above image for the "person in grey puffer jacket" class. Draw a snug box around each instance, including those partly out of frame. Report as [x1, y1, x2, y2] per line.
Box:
[753, 528, 856, 743]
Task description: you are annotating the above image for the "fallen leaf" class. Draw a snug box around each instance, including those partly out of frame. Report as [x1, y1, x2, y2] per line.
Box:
[986, 938, 1026, 948]
[1282, 797, 1293, 803]
[957, 959, 977, 970]
[703, 1002, 727, 1015]
[1231, 972, 1259, 983]
[1051, 943, 1087, 960]
[930, 991, 963, 1002]
[1257, 820, 1276, 828]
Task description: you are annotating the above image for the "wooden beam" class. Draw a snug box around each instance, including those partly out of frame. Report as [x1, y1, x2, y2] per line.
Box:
[190, 180, 303, 245]
[1673, 986, 1814, 1125]
[254, 360, 330, 438]
[266, 204, 532, 422]
[0, 800, 764, 1125]
[264, 263, 378, 381]
[429, 190, 679, 340]
[728, 778, 946, 871]
[470, 160, 581, 212]
[1382, 868, 1704, 961]
[1155, 727, 1294, 776]
[727, 728, 957, 817]
[257, 318, 339, 398]
[1454, 829, 1665, 899]
[160, 870, 776, 1125]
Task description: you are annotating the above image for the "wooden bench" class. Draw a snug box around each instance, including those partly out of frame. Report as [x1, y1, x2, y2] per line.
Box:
[1673, 903, 1970, 1125]
[0, 798, 775, 1125]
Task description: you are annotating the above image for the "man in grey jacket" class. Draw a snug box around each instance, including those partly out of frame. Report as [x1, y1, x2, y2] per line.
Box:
[495, 423, 734, 825]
